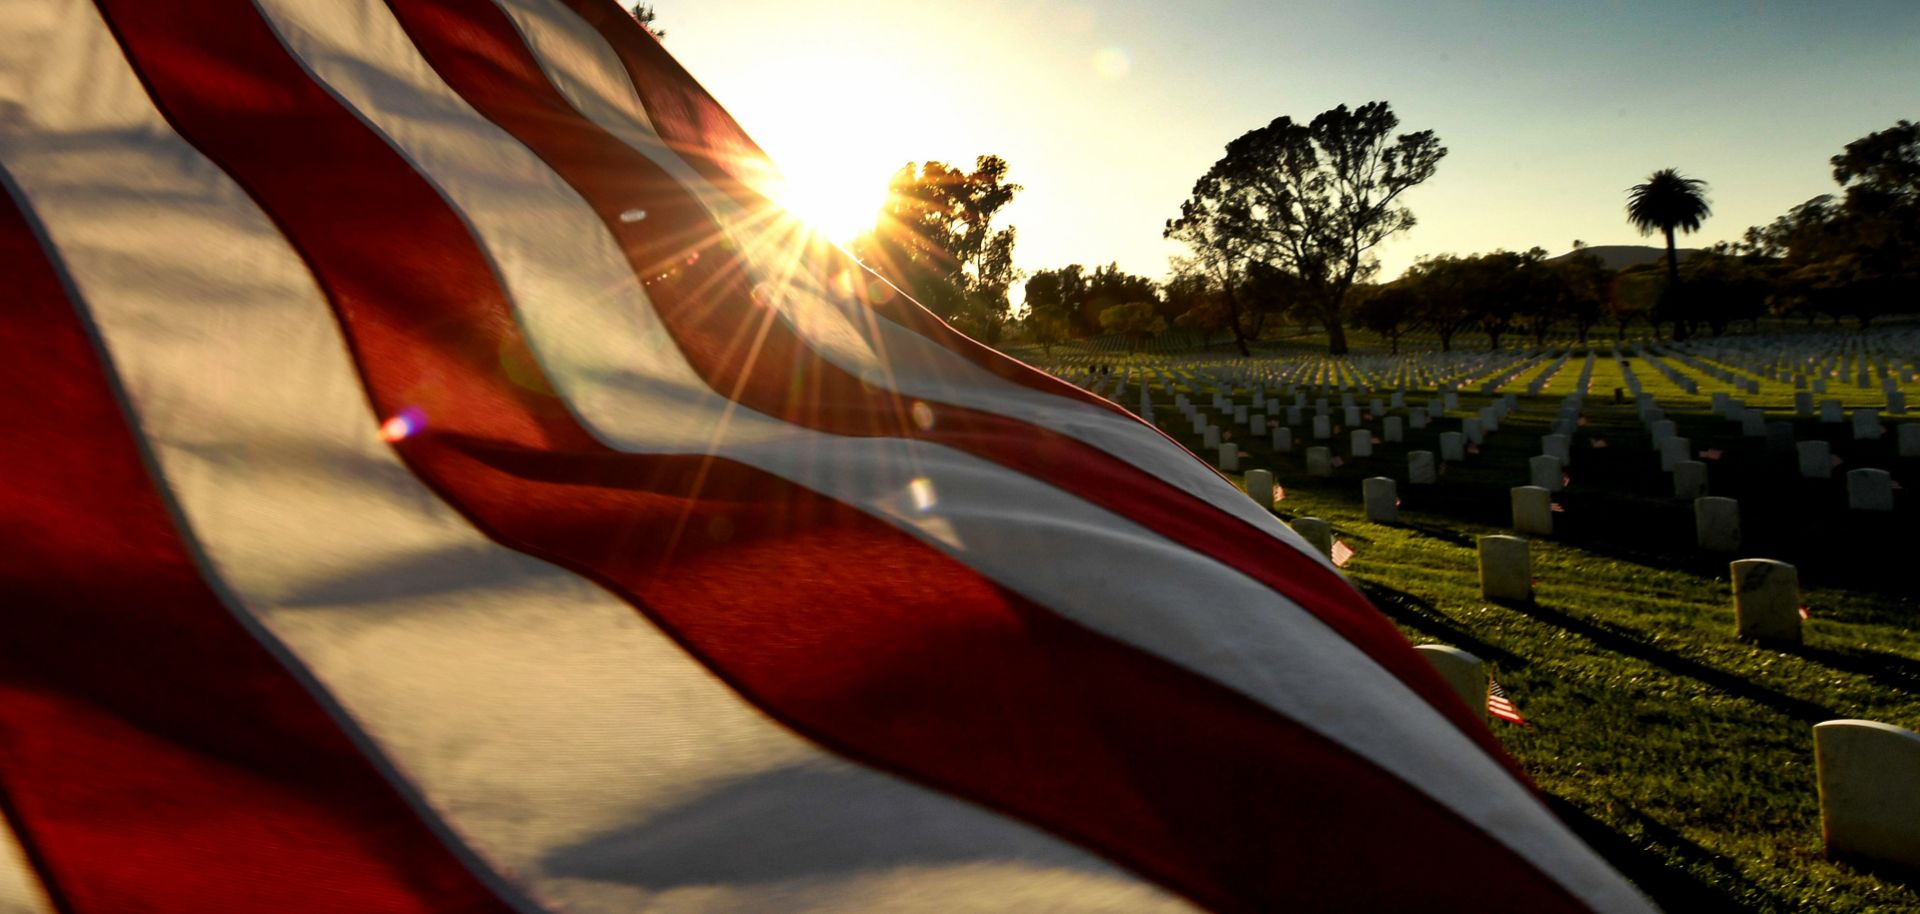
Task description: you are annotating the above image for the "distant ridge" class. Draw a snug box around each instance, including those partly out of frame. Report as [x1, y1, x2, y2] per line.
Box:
[1550, 244, 1702, 271]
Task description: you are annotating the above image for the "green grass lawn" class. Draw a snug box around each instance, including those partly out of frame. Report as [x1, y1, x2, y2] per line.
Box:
[1112, 347, 1920, 913]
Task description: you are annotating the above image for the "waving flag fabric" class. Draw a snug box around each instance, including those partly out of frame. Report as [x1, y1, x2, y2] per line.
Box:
[0, 1, 1653, 911]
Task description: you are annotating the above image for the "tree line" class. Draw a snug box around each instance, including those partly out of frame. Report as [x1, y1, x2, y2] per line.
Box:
[840, 109, 1916, 357]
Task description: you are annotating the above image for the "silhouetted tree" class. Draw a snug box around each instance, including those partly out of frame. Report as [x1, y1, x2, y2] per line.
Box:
[853, 156, 1021, 341]
[1099, 302, 1167, 353]
[626, 3, 666, 38]
[1625, 168, 1711, 339]
[1352, 283, 1416, 354]
[1169, 102, 1445, 355]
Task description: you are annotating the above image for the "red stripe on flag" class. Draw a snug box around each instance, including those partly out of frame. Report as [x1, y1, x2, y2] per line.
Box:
[381, 0, 1516, 772]
[82, 2, 1586, 909]
[0, 176, 521, 914]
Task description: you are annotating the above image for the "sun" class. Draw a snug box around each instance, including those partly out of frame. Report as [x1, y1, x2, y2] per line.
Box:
[758, 158, 888, 245]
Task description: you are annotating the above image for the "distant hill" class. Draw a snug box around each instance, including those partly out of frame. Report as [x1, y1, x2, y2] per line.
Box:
[1549, 244, 1702, 271]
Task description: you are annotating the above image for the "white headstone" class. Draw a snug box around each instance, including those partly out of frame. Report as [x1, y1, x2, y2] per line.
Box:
[1409, 407, 1429, 429]
[1529, 455, 1565, 492]
[1847, 468, 1895, 512]
[1408, 450, 1437, 485]
[1731, 558, 1800, 643]
[1852, 408, 1882, 441]
[1312, 415, 1331, 440]
[1542, 433, 1571, 465]
[1673, 461, 1708, 499]
[1293, 516, 1333, 557]
[1890, 391, 1907, 415]
[1246, 468, 1276, 511]
[1350, 429, 1374, 458]
[1821, 399, 1845, 423]
[1413, 645, 1486, 720]
[1364, 476, 1398, 524]
[1218, 442, 1239, 472]
[1814, 719, 1920, 869]
[1440, 431, 1466, 462]
[1795, 391, 1815, 417]
[1383, 416, 1404, 443]
[1272, 427, 1294, 453]
[1659, 436, 1691, 472]
[1511, 486, 1553, 536]
[1345, 405, 1363, 427]
[1463, 418, 1485, 445]
[1900, 424, 1920, 458]
[1650, 419, 1677, 446]
[1307, 446, 1333, 477]
[1478, 535, 1532, 601]
[1798, 440, 1833, 479]
[1694, 496, 1741, 552]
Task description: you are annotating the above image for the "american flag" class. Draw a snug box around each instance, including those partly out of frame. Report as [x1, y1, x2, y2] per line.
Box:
[1488, 677, 1529, 726]
[1331, 539, 1356, 568]
[0, 3, 1648, 912]
[1700, 448, 1724, 460]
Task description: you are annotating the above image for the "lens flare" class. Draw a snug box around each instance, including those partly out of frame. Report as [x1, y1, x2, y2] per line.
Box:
[378, 406, 427, 442]
[910, 400, 935, 431]
[619, 208, 648, 222]
[909, 477, 937, 513]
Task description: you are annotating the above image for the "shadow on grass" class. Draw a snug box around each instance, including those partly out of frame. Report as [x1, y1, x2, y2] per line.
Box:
[1776, 642, 1920, 699]
[1544, 792, 1763, 914]
[1358, 581, 1528, 670]
[1499, 598, 1839, 724]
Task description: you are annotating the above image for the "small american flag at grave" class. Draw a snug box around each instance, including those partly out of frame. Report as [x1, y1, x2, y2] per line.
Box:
[1550, 503, 1566, 514]
[1488, 677, 1528, 726]
[1798, 606, 1812, 620]
[1700, 449, 1724, 460]
[1592, 437, 1609, 448]
[1331, 539, 1356, 568]
[1332, 456, 1346, 468]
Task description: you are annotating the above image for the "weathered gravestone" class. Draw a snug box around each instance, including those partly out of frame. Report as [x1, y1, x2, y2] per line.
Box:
[1731, 558, 1800, 642]
[1306, 446, 1333, 477]
[1413, 644, 1486, 720]
[1673, 460, 1709, 499]
[1463, 418, 1485, 445]
[1847, 468, 1894, 512]
[1383, 416, 1404, 443]
[1821, 400, 1845, 423]
[1814, 719, 1920, 870]
[1529, 455, 1565, 493]
[1478, 535, 1532, 601]
[1204, 425, 1221, 449]
[1350, 429, 1374, 458]
[1363, 476, 1398, 524]
[1245, 468, 1275, 511]
[1694, 497, 1741, 552]
[1272, 427, 1293, 453]
[1409, 407, 1429, 430]
[1408, 450, 1437, 485]
[1292, 516, 1333, 557]
[1511, 486, 1553, 536]
[1440, 431, 1466, 462]
[1312, 415, 1331, 440]
[1217, 442, 1239, 472]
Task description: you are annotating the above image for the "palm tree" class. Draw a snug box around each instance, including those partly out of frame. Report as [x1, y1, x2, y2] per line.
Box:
[1626, 169, 1711, 338]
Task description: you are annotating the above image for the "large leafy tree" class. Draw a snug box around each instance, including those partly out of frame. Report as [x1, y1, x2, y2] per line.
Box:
[1625, 168, 1711, 338]
[853, 155, 1022, 342]
[1168, 101, 1445, 355]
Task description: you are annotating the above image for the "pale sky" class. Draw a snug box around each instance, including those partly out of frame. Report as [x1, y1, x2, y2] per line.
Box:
[660, 1, 1920, 286]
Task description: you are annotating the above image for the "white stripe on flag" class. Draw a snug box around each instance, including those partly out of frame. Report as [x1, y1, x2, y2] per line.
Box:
[246, 4, 1650, 909]
[0, 6, 1197, 912]
[0, 811, 54, 914]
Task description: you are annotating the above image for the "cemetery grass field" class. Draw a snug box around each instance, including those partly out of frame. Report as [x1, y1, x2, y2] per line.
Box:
[1018, 331, 1920, 913]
